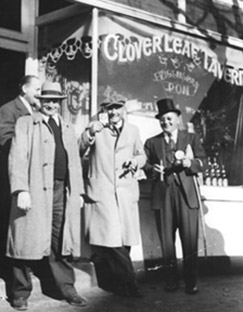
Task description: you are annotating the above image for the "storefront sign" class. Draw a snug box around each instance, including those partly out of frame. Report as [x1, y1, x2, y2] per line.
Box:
[101, 33, 243, 86]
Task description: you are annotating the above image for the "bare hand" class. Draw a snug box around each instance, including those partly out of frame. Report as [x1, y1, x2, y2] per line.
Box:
[89, 121, 104, 136]
[181, 157, 191, 168]
[17, 191, 31, 212]
[80, 195, 84, 208]
[153, 163, 164, 173]
[123, 158, 137, 171]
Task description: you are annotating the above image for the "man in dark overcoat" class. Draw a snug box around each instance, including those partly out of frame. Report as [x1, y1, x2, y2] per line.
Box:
[144, 98, 206, 295]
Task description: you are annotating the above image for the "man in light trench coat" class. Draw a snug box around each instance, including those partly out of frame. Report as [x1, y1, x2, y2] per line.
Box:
[0, 75, 40, 283]
[6, 81, 87, 310]
[80, 99, 146, 297]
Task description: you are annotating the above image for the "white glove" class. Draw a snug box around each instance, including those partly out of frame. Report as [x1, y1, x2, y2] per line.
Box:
[17, 191, 31, 212]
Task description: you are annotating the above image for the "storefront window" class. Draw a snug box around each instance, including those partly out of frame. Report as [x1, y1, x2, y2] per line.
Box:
[38, 9, 243, 186]
[39, 0, 72, 15]
[95, 11, 243, 187]
[38, 11, 92, 136]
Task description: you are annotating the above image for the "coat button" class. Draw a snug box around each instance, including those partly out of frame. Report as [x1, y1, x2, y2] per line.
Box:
[43, 187, 47, 191]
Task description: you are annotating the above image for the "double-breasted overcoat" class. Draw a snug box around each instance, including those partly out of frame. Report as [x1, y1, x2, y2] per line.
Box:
[80, 121, 146, 248]
[6, 112, 84, 260]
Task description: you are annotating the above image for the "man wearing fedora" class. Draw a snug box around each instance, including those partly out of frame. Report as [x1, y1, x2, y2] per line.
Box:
[6, 81, 86, 310]
[144, 98, 206, 295]
[80, 99, 146, 297]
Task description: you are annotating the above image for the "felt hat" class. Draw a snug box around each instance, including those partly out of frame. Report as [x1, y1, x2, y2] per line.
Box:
[155, 98, 181, 118]
[36, 81, 67, 99]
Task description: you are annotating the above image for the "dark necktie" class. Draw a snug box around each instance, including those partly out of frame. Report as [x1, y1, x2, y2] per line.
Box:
[48, 117, 57, 130]
[168, 134, 176, 164]
[168, 134, 175, 151]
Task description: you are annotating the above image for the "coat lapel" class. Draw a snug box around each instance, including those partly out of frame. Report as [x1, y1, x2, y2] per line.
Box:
[177, 130, 187, 152]
[15, 97, 30, 116]
[154, 133, 166, 165]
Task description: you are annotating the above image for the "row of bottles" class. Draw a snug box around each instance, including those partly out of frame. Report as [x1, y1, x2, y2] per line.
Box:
[204, 157, 228, 187]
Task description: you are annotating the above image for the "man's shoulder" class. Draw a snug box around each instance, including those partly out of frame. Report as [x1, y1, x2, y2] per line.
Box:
[0, 97, 22, 114]
[125, 121, 143, 135]
[16, 114, 33, 126]
[145, 132, 163, 143]
[59, 116, 76, 134]
[179, 129, 199, 140]
[126, 121, 137, 129]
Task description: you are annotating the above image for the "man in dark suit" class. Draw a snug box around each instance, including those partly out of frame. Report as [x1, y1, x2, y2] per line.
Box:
[0, 75, 41, 282]
[144, 98, 206, 295]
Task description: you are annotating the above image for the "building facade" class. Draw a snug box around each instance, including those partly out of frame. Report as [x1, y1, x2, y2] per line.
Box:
[1, 0, 243, 266]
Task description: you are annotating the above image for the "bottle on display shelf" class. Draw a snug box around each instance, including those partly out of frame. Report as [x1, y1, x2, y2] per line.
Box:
[210, 166, 217, 186]
[204, 156, 211, 186]
[208, 156, 216, 186]
[216, 164, 223, 186]
[204, 169, 211, 186]
[221, 164, 228, 187]
[212, 157, 223, 187]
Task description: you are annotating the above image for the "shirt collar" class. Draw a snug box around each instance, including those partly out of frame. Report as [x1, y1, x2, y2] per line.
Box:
[41, 113, 60, 126]
[164, 129, 178, 143]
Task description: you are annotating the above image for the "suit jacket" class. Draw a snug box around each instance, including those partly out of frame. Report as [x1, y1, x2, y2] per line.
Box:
[0, 96, 30, 151]
[0, 97, 30, 195]
[144, 130, 206, 209]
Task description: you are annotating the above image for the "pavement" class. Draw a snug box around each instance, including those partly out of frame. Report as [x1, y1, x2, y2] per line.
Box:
[1, 263, 243, 312]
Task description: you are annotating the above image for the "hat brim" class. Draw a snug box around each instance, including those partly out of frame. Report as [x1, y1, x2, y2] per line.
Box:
[35, 94, 67, 99]
[155, 109, 181, 119]
[102, 102, 125, 109]
[106, 103, 124, 108]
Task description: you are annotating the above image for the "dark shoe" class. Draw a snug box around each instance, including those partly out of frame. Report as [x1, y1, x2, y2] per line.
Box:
[12, 297, 28, 311]
[66, 294, 87, 307]
[185, 285, 198, 294]
[114, 285, 130, 297]
[164, 261, 179, 292]
[164, 279, 179, 292]
[127, 280, 144, 298]
[114, 281, 144, 298]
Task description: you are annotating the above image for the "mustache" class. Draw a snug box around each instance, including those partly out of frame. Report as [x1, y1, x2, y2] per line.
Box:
[42, 104, 59, 110]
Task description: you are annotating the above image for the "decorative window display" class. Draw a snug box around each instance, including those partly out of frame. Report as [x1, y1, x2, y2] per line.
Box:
[38, 11, 243, 185]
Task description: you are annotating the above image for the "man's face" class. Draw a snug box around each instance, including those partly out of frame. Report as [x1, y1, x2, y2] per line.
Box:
[23, 78, 41, 106]
[159, 111, 180, 134]
[107, 105, 124, 125]
[40, 98, 61, 117]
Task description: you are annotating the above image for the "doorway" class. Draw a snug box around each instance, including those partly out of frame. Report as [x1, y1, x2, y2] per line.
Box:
[0, 48, 25, 106]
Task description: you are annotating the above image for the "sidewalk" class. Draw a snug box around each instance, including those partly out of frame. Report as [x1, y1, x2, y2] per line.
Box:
[1, 271, 243, 311]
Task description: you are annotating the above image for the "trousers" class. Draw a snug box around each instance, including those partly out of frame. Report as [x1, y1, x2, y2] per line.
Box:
[92, 245, 136, 289]
[155, 177, 199, 286]
[11, 180, 76, 299]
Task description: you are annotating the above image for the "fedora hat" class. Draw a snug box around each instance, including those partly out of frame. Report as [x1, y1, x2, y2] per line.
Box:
[36, 81, 67, 99]
[155, 98, 181, 119]
[101, 99, 125, 109]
